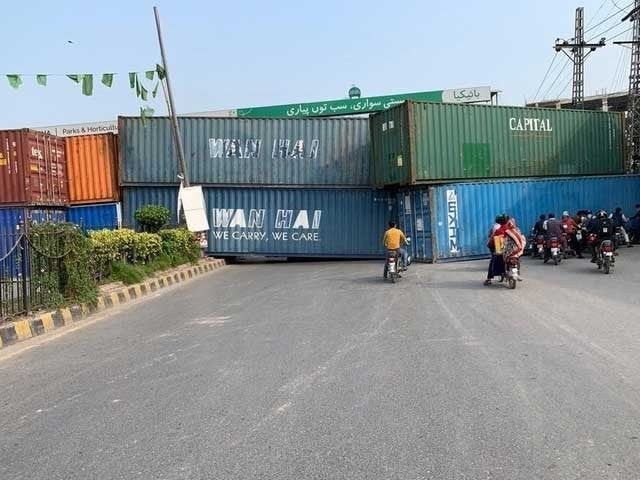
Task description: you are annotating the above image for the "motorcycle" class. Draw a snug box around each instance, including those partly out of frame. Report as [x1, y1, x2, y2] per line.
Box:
[385, 239, 412, 284]
[544, 236, 561, 265]
[597, 239, 615, 274]
[614, 226, 627, 249]
[534, 234, 545, 258]
[524, 229, 536, 256]
[503, 254, 521, 289]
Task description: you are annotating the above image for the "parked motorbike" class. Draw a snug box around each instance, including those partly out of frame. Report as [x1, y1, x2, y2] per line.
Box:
[597, 239, 615, 274]
[544, 236, 562, 265]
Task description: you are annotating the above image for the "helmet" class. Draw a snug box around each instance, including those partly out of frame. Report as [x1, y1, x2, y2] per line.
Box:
[562, 211, 569, 217]
[597, 209, 607, 218]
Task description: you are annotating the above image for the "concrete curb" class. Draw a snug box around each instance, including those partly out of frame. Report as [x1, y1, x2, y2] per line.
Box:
[0, 259, 226, 349]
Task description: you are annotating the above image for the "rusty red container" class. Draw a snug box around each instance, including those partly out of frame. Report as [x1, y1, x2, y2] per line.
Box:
[0, 129, 68, 206]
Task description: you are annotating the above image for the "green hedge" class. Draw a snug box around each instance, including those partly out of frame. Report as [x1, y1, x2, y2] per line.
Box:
[89, 227, 200, 285]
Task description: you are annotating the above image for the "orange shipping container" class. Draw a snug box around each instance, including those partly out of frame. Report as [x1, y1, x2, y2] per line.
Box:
[66, 133, 119, 204]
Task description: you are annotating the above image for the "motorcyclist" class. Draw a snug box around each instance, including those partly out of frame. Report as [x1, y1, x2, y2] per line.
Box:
[533, 214, 546, 236]
[383, 221, 408, 278]
[610, 207, 633, 248]
[588, 209, 614, 263]
[561, 211, 583, 258]
[543, 213, 564, 262]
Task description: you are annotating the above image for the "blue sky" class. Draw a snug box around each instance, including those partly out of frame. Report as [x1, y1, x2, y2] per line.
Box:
[0, 0, 633, 129]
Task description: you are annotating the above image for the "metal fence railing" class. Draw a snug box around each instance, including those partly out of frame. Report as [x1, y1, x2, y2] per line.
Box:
[0, 233, 29, 319]
[0, 229, 70, 321]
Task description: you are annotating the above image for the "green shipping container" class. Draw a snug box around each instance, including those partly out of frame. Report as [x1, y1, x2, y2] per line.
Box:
[371, 101, 625, 186]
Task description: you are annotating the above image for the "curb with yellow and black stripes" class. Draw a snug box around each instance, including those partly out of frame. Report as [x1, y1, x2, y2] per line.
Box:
[0, 259, 226, 349]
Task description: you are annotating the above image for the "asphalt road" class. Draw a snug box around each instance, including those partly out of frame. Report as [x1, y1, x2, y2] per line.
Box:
[1, 251, 640, 479]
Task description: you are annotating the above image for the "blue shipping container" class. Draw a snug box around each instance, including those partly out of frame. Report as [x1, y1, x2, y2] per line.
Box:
[0, 207, 67, 275]
[396, 189, 433, 263]
[430, 175, 640, 261]
[122, 187, 394, 258]
[68, 203, 121, 232]
[119, 116, 371, 186]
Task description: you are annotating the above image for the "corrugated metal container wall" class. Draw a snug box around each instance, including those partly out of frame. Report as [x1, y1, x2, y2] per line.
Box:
[0, 130, 68, 205]
[430, 175, 640, 261]
[396, 189, 433, 262]
[371, 102, 625, 186]
[66, 134, 119, 204]
[119, 116, 371, 186]
[122, 187, 393, 257]
[68, 203, 121, 231]
[0, 207, 67, 267]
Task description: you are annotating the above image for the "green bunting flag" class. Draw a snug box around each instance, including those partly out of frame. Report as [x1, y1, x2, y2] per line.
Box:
[67, 74, 83, 83]
[140, 106, 155, 126]
[135, 76, 141, 98]
[82, 74, 93, 96]
[36, 75, 47, 86]
[156, 64, 166, 80]
[101, 73, 114, 87]
[145, 70, 155, 81]
[7, 74, 22, 89]
[152, 81, 160, 98]
[140, 84, 148, 101]
[129, 72, 137, 89]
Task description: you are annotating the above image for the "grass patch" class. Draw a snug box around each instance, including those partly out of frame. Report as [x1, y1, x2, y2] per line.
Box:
[109, 262, 145, 285]
[103, 254, 197, 285]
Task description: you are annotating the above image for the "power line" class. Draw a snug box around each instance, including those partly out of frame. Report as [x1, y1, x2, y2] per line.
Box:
[541, 57, 572, 100]
[617, 49, 631, 91]
[611, 0, 626, 12]
[588, 19, 633, 41]
[533, 52, 558, 101]
[610, 47, 626, 91]
[587, 0, 610, 27]
[608, 24, 634, 40]
[585, 1, 632, 33]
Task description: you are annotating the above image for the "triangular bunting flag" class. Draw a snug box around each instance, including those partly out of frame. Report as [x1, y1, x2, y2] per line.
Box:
[7, 74, 23, 89]
[156, 64, 166, 80]
[36, 75, 47, 86]
[101, 73, 114, 87]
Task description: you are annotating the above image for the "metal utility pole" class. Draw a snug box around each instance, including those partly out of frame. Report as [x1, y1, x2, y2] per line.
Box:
[555, 7, 605, 109]
[615, 0, 640, 172]
[153, 6, 190, 186]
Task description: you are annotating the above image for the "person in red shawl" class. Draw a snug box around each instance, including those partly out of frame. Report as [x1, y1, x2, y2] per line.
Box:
[484, 215, 526, 285]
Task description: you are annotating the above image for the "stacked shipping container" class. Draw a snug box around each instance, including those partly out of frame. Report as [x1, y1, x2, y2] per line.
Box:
[66, 133, 121, 232]
[0, 129, 68, 206]
[371, 101, 636, 262]
[397, 175, 640, 262]
[119, 116, 393, 258]
[0, 129, 69, 246]
[371, 101, 625, 186]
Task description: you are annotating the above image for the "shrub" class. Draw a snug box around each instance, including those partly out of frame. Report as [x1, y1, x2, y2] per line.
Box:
[135, 205, 171, 233]
[133, 232, 162, 263]
[159, 228, 200, 265]
[29, 223, 97, 307]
